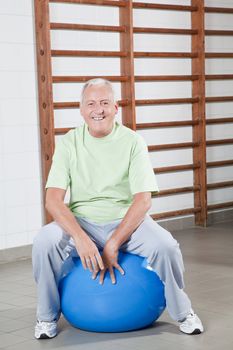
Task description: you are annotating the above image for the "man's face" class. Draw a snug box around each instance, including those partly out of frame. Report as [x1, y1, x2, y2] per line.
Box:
[80, 84, 118, 138]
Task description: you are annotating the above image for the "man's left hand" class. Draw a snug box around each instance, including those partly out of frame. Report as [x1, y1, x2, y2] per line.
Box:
[92, 240, 124, 284]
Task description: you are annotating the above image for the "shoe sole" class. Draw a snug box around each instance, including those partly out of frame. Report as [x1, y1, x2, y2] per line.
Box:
[191, 329, 203, 335]
[180, 328, 203, 335]
[35, 333, 57, 340]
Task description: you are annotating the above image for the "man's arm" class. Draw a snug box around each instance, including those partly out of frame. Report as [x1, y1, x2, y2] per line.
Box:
[46, 187, 84, 238]
[108, 191, 152, 248]
[94, 192, 152, 284]
[45, 188, 104, 272]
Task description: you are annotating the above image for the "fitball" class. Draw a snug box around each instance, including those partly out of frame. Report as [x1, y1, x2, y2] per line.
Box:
[59, 252, 166, 332]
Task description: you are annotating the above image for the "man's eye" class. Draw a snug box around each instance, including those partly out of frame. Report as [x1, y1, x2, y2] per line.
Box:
[103, 102, 109, 105]
[88, 103, 94, 106]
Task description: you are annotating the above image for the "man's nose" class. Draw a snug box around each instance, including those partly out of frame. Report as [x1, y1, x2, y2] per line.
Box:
[94, 104, 104, 114]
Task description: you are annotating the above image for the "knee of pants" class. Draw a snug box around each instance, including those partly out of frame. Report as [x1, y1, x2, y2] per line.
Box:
[32, 223, 61, 257]
[147, 238, 182, 263]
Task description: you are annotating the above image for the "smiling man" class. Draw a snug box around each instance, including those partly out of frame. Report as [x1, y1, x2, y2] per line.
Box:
[32, 78, 204, 339]
[80, 81, 117, 137]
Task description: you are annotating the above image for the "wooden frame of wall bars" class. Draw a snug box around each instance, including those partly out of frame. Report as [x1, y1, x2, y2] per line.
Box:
[34, 0, 233, 225]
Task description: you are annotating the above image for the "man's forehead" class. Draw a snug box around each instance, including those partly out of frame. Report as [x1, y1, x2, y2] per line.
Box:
[83, 86, 114, 101]
[85, 98, 112, 102]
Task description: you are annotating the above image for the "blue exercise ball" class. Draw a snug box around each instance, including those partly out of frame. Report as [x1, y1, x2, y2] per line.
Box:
[59, 252, 166, 332]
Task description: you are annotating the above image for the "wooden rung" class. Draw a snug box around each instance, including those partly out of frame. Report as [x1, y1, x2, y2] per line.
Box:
[136, 120, 199, 129]
[207, 160, 233, 168]
[136, 97, 199, 105]
[205, 29, 233, 36]
[54, 102, 79, 109]
[135, 75, 199, 81]
[52, 75, 128, 83]
[55, 128, 72, 135]
[52, 50, 198, 59]
[154, 163, 200, 173]
[155, 185, 200, 197]
[205, 53, 233, 58]
[53, 99, 128, 109]
[51, 50, 127, 57]
[50, 22, 126, 32]
[206, 96, 233, 103]
[133, 27, 198, 35]
[151, 207, 201, 220]
[49, 0, 126, 7]
[148, 141, 199, 151]
[133, 2, 198, 12]
[206, 74, 233, 80]
[208, 201, 233, 211]
[207, 181, 233, 190]
[206, 138, 233, 146]
[206, 117, 233, 124]
[205, 6, 233, 14]
[134, 52, 198, 58]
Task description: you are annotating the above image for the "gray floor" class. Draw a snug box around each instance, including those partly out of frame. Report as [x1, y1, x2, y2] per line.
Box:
[0, 220, 233, 350]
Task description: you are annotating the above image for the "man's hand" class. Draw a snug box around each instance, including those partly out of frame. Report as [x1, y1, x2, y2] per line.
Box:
[92, 239, 124, 284]
[74, 233, 104, 274]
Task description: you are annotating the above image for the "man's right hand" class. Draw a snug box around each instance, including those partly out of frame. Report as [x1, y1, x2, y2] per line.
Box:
[45, 188, 104, 274]
[74, 233, 104, 274]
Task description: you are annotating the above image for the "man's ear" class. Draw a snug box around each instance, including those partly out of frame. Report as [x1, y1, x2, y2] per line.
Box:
[114, 102, 119, 114]
[80, 103, 83, 116]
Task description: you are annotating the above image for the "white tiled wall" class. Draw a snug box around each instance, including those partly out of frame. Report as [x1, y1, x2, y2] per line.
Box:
[0, 1, 43, 249]
[0, 0, 232, 250]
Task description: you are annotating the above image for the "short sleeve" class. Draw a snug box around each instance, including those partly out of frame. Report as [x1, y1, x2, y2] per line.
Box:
[45, 138, 71, 190]
[129, 135, 159, 195]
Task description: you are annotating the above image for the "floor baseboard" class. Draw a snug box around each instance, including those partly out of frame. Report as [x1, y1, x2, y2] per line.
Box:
[0, 209, 232, 264]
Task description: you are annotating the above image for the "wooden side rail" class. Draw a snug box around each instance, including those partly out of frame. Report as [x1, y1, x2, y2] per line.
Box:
[35, 0, 233, 224]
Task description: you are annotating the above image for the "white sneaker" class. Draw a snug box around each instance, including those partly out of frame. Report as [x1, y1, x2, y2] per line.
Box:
[34, 320, 58, 339]
[179, 309, 204, 335]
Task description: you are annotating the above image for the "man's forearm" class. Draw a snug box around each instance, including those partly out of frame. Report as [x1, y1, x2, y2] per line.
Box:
[46, 201, 86, 240]
[108, 197, 151, 249]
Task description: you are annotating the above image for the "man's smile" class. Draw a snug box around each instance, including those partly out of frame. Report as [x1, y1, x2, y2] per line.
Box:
[92, 116, 106, 121]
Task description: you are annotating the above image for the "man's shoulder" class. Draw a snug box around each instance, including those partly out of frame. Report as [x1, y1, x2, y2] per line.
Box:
[59, 125, 84, 144]
[118, 123, 141, 141]
[119, 124, 146, 150]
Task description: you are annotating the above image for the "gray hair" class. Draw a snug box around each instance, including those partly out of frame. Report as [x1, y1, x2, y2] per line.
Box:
[80, 78, 116, 105]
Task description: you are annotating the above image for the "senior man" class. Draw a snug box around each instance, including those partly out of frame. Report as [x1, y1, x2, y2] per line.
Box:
[32, 78, 203, 339]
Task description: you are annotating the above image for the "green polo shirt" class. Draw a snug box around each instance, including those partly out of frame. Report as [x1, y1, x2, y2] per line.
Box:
[45, 121, 159, 223]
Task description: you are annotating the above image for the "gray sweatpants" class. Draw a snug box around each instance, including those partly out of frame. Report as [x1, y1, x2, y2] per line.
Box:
[32, 214, 191, 323]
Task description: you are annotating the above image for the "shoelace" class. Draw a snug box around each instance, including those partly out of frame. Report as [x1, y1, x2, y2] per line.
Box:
[182, 312, 196, 325]
[37, 321, 56, 329]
